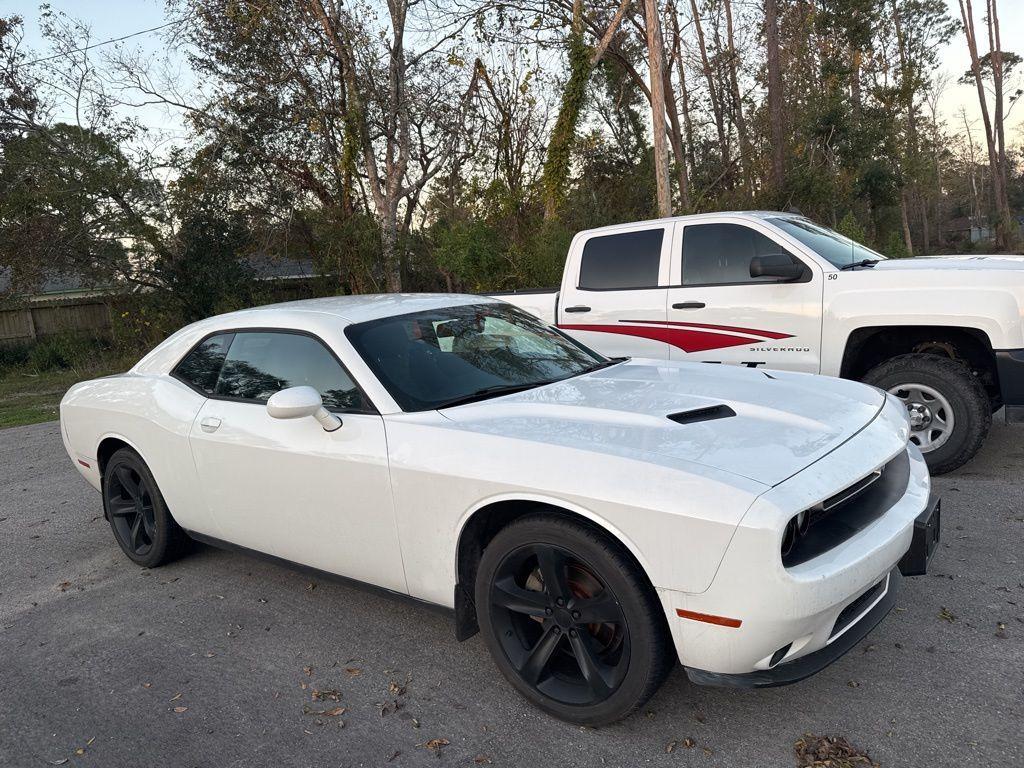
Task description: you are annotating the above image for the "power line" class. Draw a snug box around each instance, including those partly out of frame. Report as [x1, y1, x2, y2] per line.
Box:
[23, 18, 188, 66]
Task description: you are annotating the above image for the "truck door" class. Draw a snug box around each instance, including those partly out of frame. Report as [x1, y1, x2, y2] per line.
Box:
[556, 223, 672, 359]
[664, 218, 823, 372]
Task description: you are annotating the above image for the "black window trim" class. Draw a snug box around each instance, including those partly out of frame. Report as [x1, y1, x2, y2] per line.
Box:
[169, 326, 379, 416]
[677, 222, 813, 288]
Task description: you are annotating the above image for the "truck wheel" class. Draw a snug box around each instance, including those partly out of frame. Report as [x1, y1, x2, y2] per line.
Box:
[862, 353, 991, 475]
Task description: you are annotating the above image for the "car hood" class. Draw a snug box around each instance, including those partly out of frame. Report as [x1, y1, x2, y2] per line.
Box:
[871, 255, 1024, 271]
[439, 360, 888, 487]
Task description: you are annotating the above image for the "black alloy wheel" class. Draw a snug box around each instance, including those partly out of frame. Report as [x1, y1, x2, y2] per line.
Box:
[476, 515, 672, 725]
[489, 543, 631, 706]
[107, 463, 157, 557]
[102, 447, 187, 567]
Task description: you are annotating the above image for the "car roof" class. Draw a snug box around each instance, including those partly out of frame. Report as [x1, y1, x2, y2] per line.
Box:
[231, 292, 498, 325]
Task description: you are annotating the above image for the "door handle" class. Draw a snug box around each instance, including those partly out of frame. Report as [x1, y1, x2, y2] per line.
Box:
[563, 305, 591, 313]
[672, 301, 706, 309]
[200, 417, 222, 433]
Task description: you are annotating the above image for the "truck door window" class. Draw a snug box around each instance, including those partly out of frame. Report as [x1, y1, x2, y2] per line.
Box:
[578, 229, 663, 290]
[682, 223, 798, 286]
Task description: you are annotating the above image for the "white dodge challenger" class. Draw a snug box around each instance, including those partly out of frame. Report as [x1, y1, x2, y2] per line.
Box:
[60, 294, 940, 724]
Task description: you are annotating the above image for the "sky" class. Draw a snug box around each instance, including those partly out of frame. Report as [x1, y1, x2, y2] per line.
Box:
[6, 0, 1024, 143]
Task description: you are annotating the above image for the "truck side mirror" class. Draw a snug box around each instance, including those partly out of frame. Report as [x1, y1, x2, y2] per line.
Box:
[750, 254, 808, 281]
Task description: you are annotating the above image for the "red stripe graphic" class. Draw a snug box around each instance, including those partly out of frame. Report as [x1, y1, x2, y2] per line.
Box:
[627, 319, 793, 340]
[560, 323, 763, 353]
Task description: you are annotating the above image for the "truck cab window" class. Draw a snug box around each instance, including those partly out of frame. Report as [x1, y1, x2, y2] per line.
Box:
[682, 223, 798, 286]
[578, 229, 663, 290]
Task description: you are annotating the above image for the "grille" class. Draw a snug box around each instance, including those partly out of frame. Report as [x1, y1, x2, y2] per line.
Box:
[783, 450, 910, 568]
[830, 576, 887, 640]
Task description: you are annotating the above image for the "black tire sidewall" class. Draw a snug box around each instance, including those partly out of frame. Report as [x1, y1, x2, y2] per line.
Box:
[863, 354, 991, 474]
[102, 448, 177, 568]
[474, 515, 669, 726]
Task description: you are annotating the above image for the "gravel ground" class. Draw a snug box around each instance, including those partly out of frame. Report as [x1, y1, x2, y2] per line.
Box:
[0, 419, 1021, 767]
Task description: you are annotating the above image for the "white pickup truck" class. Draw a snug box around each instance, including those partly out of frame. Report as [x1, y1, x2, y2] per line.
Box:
[493, 211, 1024, 474]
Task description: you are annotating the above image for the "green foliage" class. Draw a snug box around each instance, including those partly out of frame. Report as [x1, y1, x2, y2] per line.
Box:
[25, 333, 108, 373]
[884, 229, 911, 258]
[836, 211, 869, 244]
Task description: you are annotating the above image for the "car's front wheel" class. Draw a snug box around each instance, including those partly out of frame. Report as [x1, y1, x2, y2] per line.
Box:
[863, 353, 991, 475]
[102, 447, 188, 568]
[475, 514, 673, 726]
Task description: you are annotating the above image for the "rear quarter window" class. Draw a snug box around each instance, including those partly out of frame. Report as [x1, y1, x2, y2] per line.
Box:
[172, 333, 234, 394]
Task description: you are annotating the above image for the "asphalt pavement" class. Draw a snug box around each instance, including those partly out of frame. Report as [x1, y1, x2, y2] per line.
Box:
[1, 419, 1021, 767]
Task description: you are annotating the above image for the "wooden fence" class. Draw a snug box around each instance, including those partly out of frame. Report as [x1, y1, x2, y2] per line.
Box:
[0, 298, 112, 346]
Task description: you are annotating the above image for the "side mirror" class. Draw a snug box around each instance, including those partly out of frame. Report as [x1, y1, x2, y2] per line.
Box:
[266, 386, 342, 432]
[750, 254, 808, 281]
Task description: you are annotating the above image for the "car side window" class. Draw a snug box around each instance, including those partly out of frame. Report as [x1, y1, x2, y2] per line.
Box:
[682, 223, 798, 286]
[578, 229, 663, 290]
[212, 332, 367, 411]
[173, 333, 234, 394]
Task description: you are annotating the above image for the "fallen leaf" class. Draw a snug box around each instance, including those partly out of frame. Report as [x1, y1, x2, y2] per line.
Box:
[305, 582, 317, 592]
[56, 581, 71, 592]
[938, 606, 956, 622]
[142, 682, 152, 688]
[74, 749, 84, 756]
[303, 666, 313, 676]
[386, 751, 401, 763]
[682, 737, 696, 748]
[996, 622, 1008, 639]
[388, 681, 406, 696]
[794, 734, 879, 767]
[48, 760, 68, 766]
[169, 693, 182, 702]
[847, 680, 860, 688]
[474, 756, 493, 764]
[311, 688, 341, 702]
[345, 667, 362, 676]
[173, 706, 188, 713]
[665, 740, 677, 753]
[302, 705, 346, 717]
[421, 738, 450, 753]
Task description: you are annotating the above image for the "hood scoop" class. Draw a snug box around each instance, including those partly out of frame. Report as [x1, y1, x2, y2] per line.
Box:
[667, 404, 736, 425]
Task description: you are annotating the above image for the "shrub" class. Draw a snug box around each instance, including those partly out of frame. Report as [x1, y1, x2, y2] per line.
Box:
[26, 333, 108, 373]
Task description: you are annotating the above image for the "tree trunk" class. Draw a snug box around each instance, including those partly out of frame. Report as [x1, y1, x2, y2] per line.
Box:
[643, 0, 672, 216]
[689, 0, 728, 167]
[959, 0, 1009, 248]
[900, 191, 914, 256]
[764, 0, 785, 192]
[723, 0, 752, 196]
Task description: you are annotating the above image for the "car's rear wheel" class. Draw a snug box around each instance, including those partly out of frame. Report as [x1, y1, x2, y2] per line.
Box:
[863, 353, 991, 475]
[102, 447, 187, 567]
[475, 514, 672, 726]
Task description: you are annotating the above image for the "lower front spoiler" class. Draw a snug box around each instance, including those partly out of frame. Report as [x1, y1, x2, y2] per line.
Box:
[685, 568, 902, 689]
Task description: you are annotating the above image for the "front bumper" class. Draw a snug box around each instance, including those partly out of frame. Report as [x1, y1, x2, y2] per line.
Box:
[996, 349, 1024, 423]
[685, 493, 941, 687]
[663, 401, 933, 682]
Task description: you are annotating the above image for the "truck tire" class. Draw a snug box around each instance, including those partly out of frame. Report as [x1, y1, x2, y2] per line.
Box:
[862, 353, 990, 475]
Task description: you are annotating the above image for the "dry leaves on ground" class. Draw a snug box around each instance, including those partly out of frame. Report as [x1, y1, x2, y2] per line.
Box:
[420, 738, 450, 754]
[794, 734, 879, 768]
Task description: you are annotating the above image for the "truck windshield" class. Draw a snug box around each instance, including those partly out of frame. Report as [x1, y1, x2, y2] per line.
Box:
[769, 217, 887, 268]
[345, 303, 610, 412]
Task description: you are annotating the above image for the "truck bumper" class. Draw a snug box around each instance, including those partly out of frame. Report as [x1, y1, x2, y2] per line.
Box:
[996, 349, 1024, 423]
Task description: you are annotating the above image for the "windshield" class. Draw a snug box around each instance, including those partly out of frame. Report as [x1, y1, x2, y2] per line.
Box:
[345, 303, 609, 411]
[769, 217, 886, 268]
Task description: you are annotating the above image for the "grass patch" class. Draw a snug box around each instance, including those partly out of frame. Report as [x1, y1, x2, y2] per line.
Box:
[0, 349, 136, 430]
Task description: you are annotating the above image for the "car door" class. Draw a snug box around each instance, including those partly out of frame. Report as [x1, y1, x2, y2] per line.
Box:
[556, 224, 672, 359]
[664, 218, 824, 372]
[180, 329, 407, 593]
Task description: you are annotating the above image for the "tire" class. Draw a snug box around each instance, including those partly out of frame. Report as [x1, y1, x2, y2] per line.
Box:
[475, 514, 673, 726]
[102, 447, 188, 567]
[862, 353, 991, 475]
